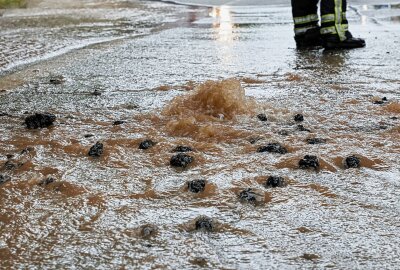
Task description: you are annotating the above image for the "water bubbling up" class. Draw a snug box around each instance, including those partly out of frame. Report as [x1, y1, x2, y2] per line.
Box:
[163, 79, 256, 120]
[162, 79, 257, 140]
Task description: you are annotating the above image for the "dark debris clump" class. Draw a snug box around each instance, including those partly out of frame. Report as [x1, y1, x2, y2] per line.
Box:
[38, 177, 55, 186]
[239, 188, 257, 203]
[345, 155, 361, 168]
[265, 176, 286, 188]
[3, 160, 23, 170]
[170, 153, 193, 168]
[297, 125, 311, 132]
[91, 89, 102, 96]
[195, 216, 214, 232]
[373, 97, 388, 104]
[0, 174, 11, 185]
[294, 114, 304, 122]
[140, 224, 158, 238]
[248, 137, 261, 144]
[188, 179, 206, 193]
[20, 147, 34, 155]
[139, 140, 155, 150]
[173, 146, 193, 152]
[113, 120, 125, 126]
[299, 155, 319, 169]
[49, 75, 65, 85]
[88, 142, 104, 157]
[306, 138, 326, 144]
[25, 113, 56, 129]
[257, 143, 288, 154]
[278, 130, 289, 136]
[257, 113, 268, 122]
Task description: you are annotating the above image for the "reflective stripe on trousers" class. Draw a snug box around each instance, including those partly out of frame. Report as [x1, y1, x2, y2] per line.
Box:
[295, 25, 319, 35]
[321, 0, 346, 40]
[320, 24, 348, 35]
[321, 14, 335, 24]
[334, 0, 346, 41]
[294, 14, 319, 25]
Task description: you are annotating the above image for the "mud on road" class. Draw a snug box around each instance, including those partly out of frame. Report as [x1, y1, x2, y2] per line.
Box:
[1, 0, 400, 269]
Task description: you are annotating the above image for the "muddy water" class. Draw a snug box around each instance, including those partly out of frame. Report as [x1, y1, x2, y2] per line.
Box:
[1, 0, 400, 269]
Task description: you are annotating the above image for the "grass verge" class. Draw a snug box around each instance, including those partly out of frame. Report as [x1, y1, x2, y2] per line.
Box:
[0, 0, 27, 8]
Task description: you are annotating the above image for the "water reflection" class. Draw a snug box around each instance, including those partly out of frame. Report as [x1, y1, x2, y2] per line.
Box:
[294, 50, 347, 75]
[361, 15, 368, 25]
[209, 6, 236, 67]
[210, 6, 235, 43]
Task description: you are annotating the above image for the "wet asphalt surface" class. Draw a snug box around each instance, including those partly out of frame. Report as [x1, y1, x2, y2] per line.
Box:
[0, 0, 400, 269]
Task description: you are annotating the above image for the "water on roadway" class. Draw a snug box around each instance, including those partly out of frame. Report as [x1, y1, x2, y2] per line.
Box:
[0, 0, 400, 269]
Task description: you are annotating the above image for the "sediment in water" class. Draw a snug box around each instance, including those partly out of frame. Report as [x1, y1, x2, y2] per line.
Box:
[163, 79, 254, 120]
[162, 79, 257, 140]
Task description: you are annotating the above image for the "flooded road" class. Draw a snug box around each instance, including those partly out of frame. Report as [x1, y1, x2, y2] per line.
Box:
[1, 0, 400, 269]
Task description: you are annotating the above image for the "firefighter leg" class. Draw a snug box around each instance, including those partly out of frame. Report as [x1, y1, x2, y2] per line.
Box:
[291, 0, 322, 48]
[320, 0, 365, 49]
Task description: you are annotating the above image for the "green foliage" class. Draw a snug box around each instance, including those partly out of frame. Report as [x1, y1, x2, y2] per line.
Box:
[0, 0, 27, 8]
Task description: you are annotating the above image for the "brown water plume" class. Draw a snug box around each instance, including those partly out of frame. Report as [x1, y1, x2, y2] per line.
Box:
[162, 79, 257, 140]
[164, 117, 252, 140]
[163, 79, 256, 120]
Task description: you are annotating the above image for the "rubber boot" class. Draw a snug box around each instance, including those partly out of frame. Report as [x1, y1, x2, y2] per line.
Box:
[323, 32, 366, 49]
[294, 27, 322, 49]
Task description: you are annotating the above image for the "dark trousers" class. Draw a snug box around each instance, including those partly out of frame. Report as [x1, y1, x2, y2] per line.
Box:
[291, 0, 349, 41]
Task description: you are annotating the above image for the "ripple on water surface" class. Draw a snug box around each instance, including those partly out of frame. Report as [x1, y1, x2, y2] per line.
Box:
[1, 76, 399, 268]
